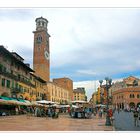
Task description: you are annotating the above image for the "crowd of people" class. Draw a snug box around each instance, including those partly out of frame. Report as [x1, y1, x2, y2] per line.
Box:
[0, 105, 60, 118]
[31, 105, 140, 127]
[2, 103, 140, 128]
[26, 106, 59, 118]
[69, 107, 93, 119]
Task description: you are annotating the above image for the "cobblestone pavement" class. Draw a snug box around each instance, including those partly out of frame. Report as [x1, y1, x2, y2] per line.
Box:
[114, 111, 140, 131]
[0, 114, 113, 131]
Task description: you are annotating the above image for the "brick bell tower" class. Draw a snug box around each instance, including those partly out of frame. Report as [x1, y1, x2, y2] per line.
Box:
[33, 17, 50, 82]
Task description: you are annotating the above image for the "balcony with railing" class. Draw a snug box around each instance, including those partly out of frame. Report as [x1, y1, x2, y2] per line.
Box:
[11, 87, 21, 94]
[0, 68, 18, 81]
[17, 76, 36, 88]
[0, 68, 35, 88]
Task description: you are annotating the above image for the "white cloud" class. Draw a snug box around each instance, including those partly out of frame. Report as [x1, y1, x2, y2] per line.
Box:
[76, 70, 98, 76]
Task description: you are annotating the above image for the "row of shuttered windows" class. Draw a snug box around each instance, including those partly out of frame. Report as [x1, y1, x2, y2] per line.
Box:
[1, 78, 43, 98]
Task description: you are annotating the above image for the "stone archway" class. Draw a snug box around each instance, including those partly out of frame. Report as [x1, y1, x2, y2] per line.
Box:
[119, 103, 122, 109]
[117, 103, 119, 109]
[122, 103, 124, 109]
[129, 102, 135, 108]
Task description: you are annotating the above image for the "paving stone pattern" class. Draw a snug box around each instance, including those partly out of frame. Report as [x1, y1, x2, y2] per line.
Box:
[0, 114, 113, 131]
[114, 111, 140, 131]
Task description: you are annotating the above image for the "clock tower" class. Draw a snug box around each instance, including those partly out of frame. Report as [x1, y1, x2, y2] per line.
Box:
[33, 17, 50, 82]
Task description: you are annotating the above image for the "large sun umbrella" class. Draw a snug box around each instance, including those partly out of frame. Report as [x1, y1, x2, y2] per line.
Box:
[0, 96, 28, 106]
[10, 98, 24, 105]
[0, 99, 11, 105]
[60, 105, 70, 108]
[51, 104, 61, 108]
[17, 98, 26, 106]
[72, 105, 79, 108]
[31, 101, 44, 107]
[71, 100, 88, 104]
[0, 96, 18, 105]
[25, 100, 32, 106]
[36, 100, 55, 105]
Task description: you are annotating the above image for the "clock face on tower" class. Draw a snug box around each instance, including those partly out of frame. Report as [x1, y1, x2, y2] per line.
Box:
[44, 50, 49, 60]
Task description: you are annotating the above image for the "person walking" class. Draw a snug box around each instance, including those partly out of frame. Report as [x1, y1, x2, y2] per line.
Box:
[15, 106, 19, 115]
[109, 108, 113, 125]
[26, 106, 31, 119]
[98, 108, 102, 118]
[137, 107, 140, 126]
[34, 107, 38, 117]
[133, 108, 139, 127]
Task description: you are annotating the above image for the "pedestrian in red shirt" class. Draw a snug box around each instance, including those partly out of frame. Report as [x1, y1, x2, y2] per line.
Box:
[108, 108, 113, 125]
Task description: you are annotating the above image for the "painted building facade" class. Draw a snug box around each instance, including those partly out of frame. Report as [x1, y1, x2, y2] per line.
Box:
[0, 45, 46, 101]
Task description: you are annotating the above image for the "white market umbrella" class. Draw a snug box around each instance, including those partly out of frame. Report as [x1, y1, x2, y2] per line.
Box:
[36, 100, 55, 105]
[72, 105, 79, 108]
[60, 105, 70, 108]
[24, 100, 32, 106]
[51, 104, 61, 108]
[71, 100, 87, 104]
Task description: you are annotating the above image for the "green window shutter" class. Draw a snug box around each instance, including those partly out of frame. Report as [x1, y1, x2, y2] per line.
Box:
[12, 80, 14, 88]
[6, 80, 10, 88]
[2, 78, 5, 87]
[16, 83, 18, 89]
[0, 64, 3, 72]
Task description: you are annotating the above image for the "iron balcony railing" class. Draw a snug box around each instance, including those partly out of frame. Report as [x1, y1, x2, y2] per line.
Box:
[0, 69, 36, 88]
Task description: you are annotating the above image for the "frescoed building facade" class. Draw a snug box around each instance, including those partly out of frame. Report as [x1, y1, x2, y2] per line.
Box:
[0, 45, 46, 101]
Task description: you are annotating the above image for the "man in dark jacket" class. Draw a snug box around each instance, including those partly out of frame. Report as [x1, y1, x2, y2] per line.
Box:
[133, 108, 139, 127]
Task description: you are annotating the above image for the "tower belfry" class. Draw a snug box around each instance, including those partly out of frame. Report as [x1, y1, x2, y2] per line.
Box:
[36, 17, 48, 31]
[33, 17, 50, 82]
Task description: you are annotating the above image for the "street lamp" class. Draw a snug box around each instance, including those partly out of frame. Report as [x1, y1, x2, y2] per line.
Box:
[99, 77, 112, 126]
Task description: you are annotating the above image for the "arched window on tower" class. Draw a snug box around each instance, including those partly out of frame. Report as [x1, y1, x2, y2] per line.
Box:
[36, 35, 42, 44]
[38, 21, 41, 26]
[42, 21, 44, 26]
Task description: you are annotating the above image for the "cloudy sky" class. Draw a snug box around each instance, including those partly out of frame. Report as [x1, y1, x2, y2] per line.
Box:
[1, 8, 140, 100]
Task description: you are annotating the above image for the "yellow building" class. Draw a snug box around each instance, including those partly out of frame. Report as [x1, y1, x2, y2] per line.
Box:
[89, 91, 97, 106]
[93, 92, 98, 105]
[73, 88, 87, 101]
[29, 73, 46, 101]
[97, 87, 101, 104]
[53, 77, 73, 101]
[46, 81, 70, 104]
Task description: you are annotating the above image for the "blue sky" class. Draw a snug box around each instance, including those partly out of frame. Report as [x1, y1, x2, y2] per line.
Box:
[1, 8, 140, 100]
